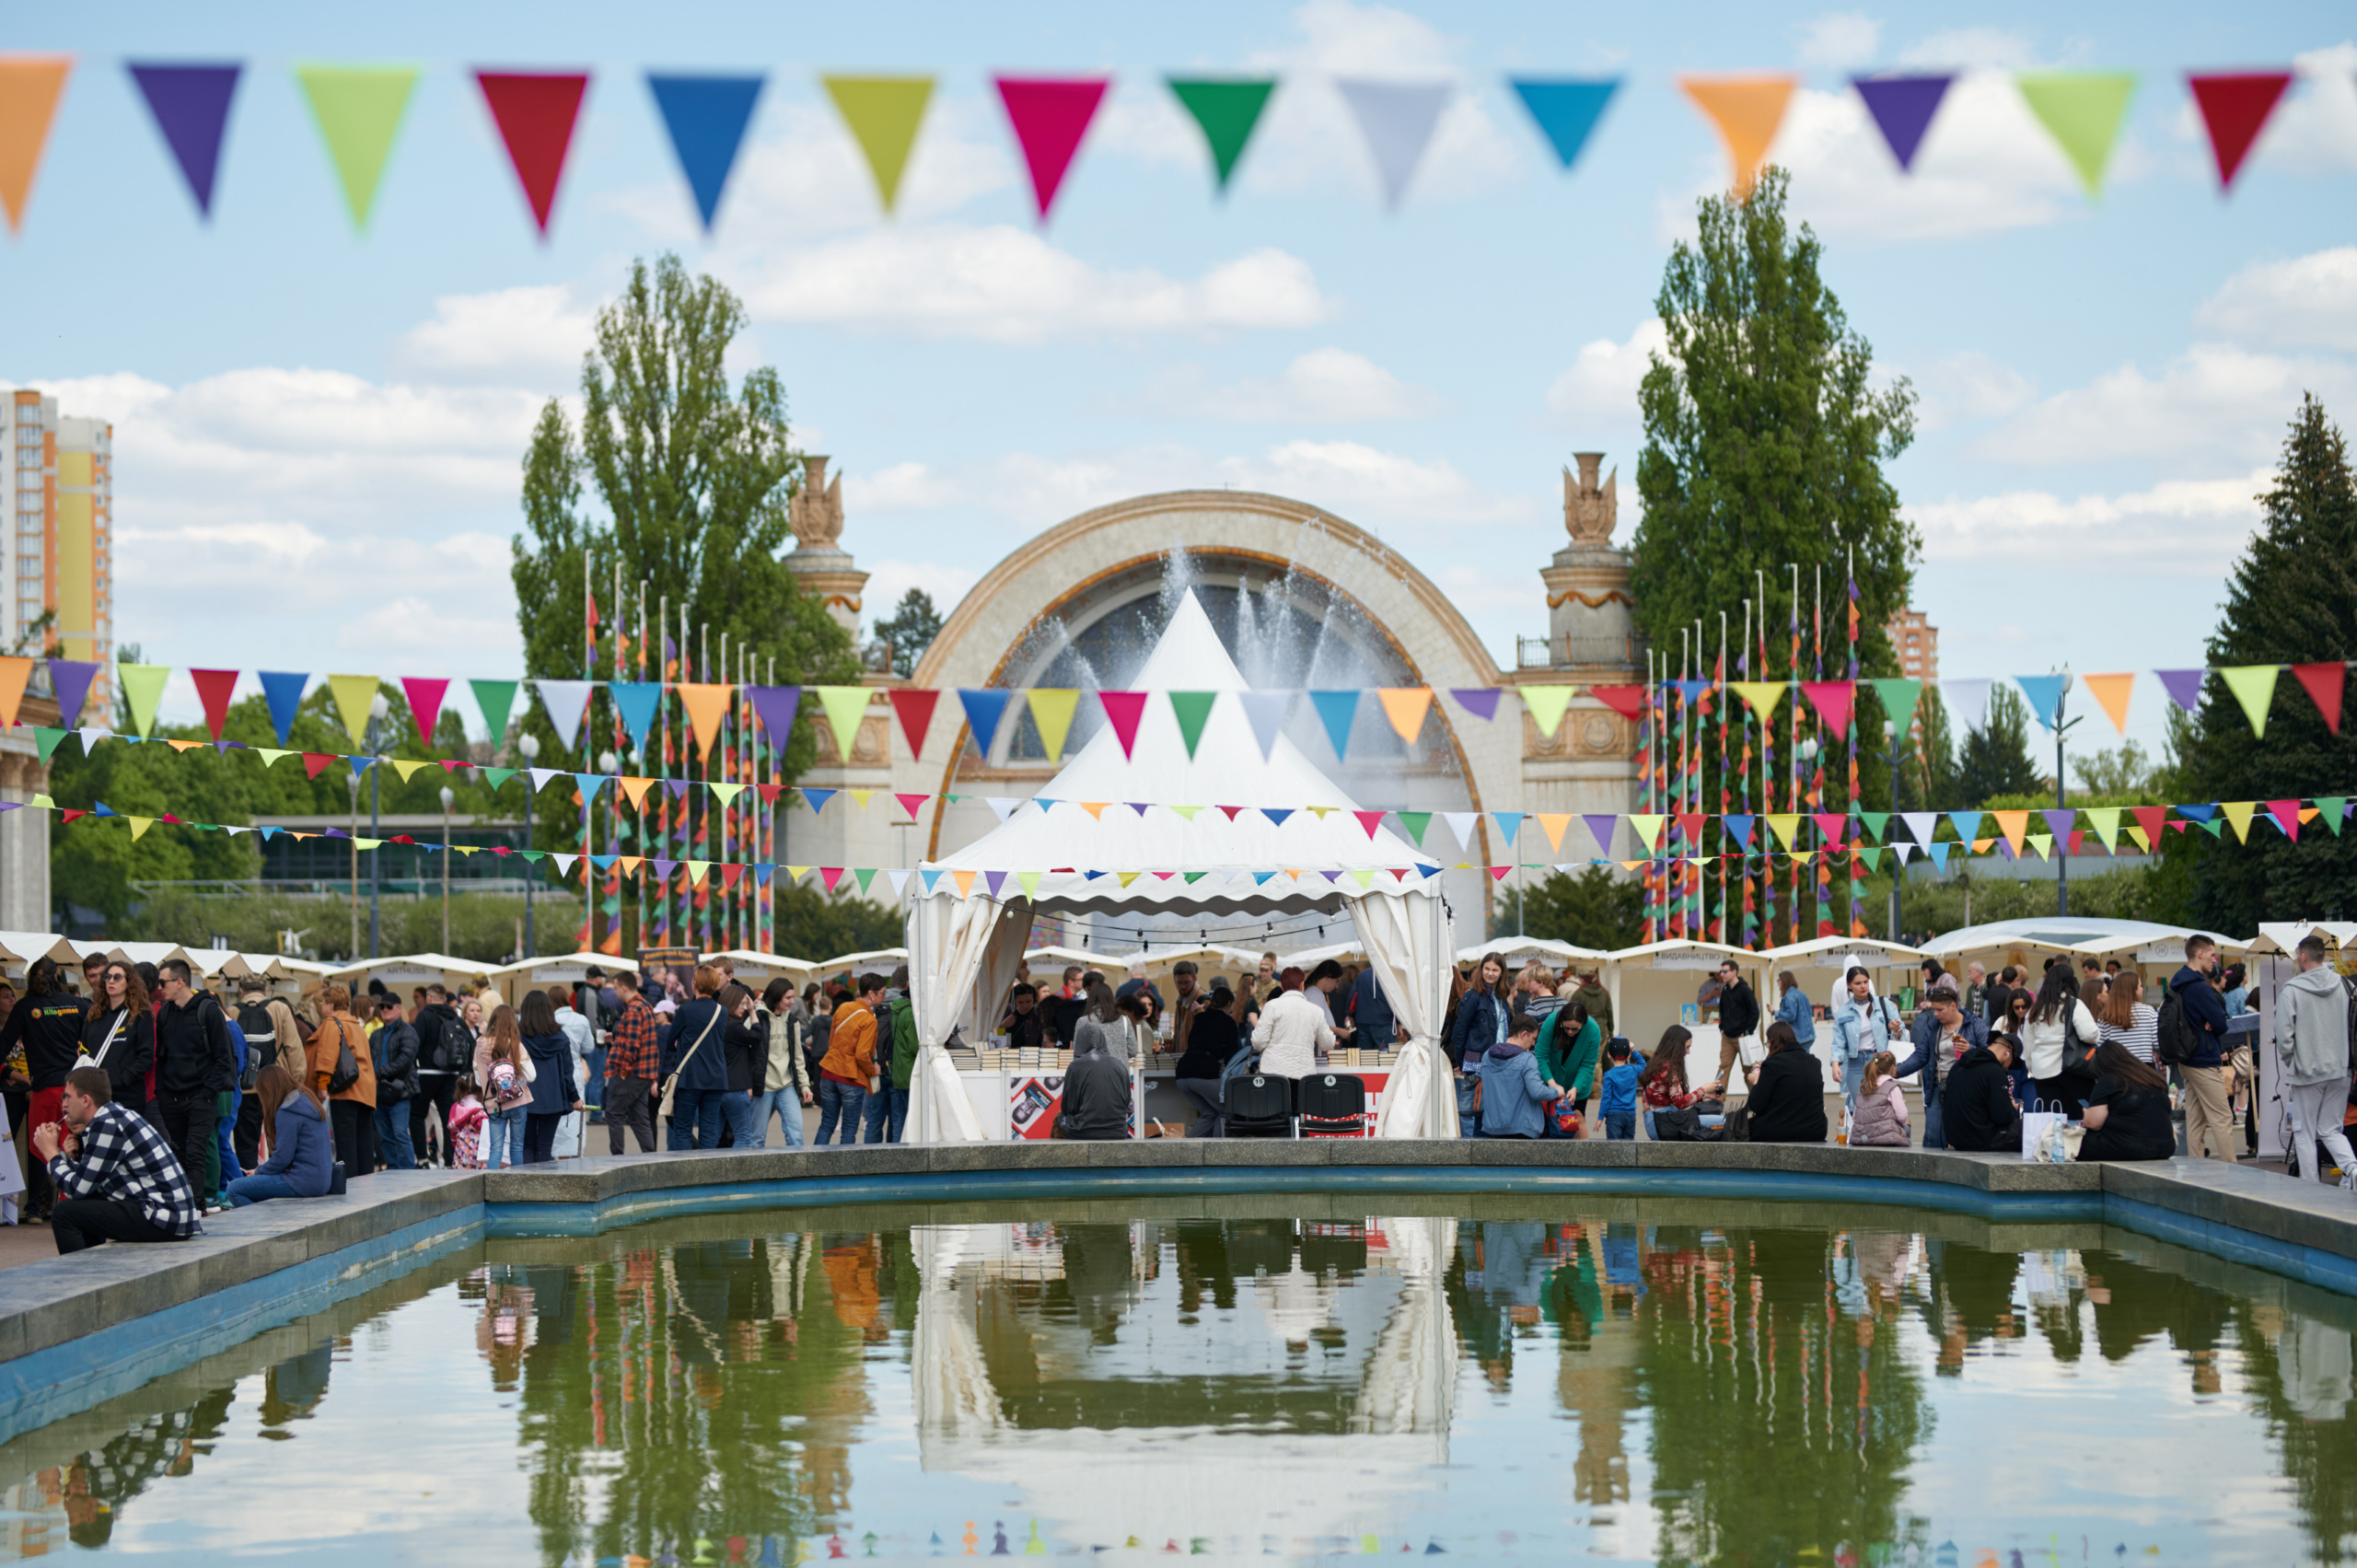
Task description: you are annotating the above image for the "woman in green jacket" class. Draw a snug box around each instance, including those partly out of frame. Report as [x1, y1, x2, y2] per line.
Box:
[1535, 1001, 1600, 1137]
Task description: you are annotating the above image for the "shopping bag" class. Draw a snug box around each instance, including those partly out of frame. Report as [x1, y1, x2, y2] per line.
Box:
[2020, 1102, 2069, 1162]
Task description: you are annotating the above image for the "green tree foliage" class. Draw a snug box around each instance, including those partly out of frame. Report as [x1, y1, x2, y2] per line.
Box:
[2174, 395, 2357, 930]
[1954, 683, 2041, 808]
[515, 254, 858, 850]
[1490, 866, 1643, 949]
[869, 588, 945, 678]
[773, 884, 905, 966]
[2072, 738, 2158, 796]
[1631, 167, 1919, 691]
[1894, 685, 1957, 813]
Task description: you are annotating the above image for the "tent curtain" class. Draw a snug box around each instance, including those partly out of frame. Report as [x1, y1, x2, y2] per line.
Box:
[1351, 889, 1459, 1139]
[907, 897, 1031, 1144]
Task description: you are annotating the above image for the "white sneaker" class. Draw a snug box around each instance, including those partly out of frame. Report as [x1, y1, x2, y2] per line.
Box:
[2341, 1172, 2353, 1191]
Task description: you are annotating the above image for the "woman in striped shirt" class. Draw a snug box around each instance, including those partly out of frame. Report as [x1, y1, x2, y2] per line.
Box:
[2096, 970, 2160, 1064]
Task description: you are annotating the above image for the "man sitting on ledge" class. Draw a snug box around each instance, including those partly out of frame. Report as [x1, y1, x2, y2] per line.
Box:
[34, 1066, 204, 1255]
[1944, 1033, 2026, 1154]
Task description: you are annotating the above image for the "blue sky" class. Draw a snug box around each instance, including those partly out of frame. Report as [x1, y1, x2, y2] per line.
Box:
[9, 1, 2355, 774]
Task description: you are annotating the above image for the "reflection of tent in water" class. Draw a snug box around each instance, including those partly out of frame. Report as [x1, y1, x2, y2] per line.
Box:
[911, 1218, 1459, 1546]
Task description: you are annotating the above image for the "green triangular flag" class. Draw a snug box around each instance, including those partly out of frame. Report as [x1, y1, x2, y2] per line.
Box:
[1185, 870, 1209, 883]
[1168, 691, 1217, 758]
[2015, 72, 2137, 197]
[33, 726, 66, 763]
[1855, 845, 1882, 871]
[2318, 796, 2347, 837]
[1865, 677, 1922, 738]
[482, 767, 517, 789]
[1349, 868, 1376, 889]
[1016, 870, 1042, 900]
[471, 679, 519, 749]
[1396, 810, 1433, 846]
[519, 849, 546, 863]
[2197, 818, 2225, 838]
[2218, 665, 2280, 738]
[822, 75, 934, 213]
[295, 64, 420, 230]
[118, 663, 170, 737]
[1167, 77, 1276, 192]
[854, 867, 878, 894]
[1168, 805, 1202, 821]
[1859, 811, 1889, 843]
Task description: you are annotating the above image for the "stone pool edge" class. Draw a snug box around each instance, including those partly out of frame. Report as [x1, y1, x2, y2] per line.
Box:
[0, 1140, 2350, 1446]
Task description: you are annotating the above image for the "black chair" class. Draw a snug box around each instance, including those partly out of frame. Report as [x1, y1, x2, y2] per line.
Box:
[1296, 1073, 1367, 1137]
[1225, 1074, 1295, 1138]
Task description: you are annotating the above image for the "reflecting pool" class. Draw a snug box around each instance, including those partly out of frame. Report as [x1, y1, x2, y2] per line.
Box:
[2, 1196, 2353, 1564]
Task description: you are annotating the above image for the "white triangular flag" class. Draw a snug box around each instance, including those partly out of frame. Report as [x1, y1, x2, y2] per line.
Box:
[1892, 842, 1914, 862]
[78, 726, 111, 752]
[528, 767, 565, 791]
[1335, 79, 1452, 209]
[987, 796, 1019, 823]
[552, 854, 578, 876]
[1441, 811, 1480, 850]
[1237, 691, 1290, 761]
[1940, 678, 1991, 735]
[886, 868, 911, 897]
[1900, 811, 1939, 848]
[534, 679, 597, 753]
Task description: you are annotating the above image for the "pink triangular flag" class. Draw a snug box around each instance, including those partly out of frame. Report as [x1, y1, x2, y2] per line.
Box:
[895, 792, 930, 819]
[993, 75, 1109, 222]
[401, 678, 449, 746]
[1097, 690, 1148, 758]
[2267, 799, 2302, 841]
[1801, 680, 1855, 736]
[1353, 810, 1386, 839]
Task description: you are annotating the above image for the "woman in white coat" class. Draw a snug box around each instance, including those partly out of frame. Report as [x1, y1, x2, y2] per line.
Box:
[1251, 967, 1334, 1080]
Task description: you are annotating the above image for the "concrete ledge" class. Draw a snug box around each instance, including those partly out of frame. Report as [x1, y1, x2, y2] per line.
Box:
[2, 1138, 2354, 1448]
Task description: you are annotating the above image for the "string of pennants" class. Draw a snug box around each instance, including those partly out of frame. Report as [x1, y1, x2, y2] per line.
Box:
[0, 56, 2318, 237]
[14, 788, 2354, 905]
[6, 659, 2351, 770]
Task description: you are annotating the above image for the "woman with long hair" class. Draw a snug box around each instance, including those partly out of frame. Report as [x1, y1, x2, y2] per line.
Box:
[2095, 969, 2159, 1064]
[80, 961, 156, 1124]
[2076, 1039, 2176, 1161]
[1739, 1020, 1829, 1144]
[1638, 1024, 1719, 1138]
[515, 991, 579, 1166]
[1447, 954, 1510, 1136]
[1074, 981, 1133, 1064]
[479, 1006, 529, 1169]
[2021, 965, 2100, 1111]
[1848, 1051, 1910, 1146]
[225, 1064, 334, 1205]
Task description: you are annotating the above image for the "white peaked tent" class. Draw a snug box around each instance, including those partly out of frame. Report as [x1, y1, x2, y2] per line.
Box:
[905, 591, 1460, 1141]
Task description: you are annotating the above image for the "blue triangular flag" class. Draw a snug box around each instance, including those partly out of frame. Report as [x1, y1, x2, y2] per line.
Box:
[920, 868, 944, 893]
[1947, 809, 1983, 843]
[258, 670, 308, 747]
[1723, 813, 1756, 849]
[2176, 802, 2218, 822]
[1254, 870, 1278, 885]
[2014, 674, 2067, 731]
[610, 681, 663, 754]
[1262, 807, 1295, 828]
[1308, 690, 1359, 758]
[958, 689, 1012, 756]
[1927, 842, 1952, 868]
[1508, 78, 1619, 169]
[573, 772, 607, 801]
[1493, 811, 1524, 845]
[801, 788, 836, 814]
[646, 73, 764, 232]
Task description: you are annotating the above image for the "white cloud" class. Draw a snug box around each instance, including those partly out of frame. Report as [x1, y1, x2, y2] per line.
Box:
[735, 226, 1334, 343]
[1544, 319, 1666, 427]
[861, 559, 980, 634]
[2186, 43, 2357, 179]
[1893, 27, 2043, 69]
[1797, 13, 1883, 69]
[1132, 348, 1445, 422]
[1910, 350, 2037, 431]
[1908, 470, 2270, 572]
[1975, 343, 2357, 469]
[392, 285, 597, 384]
[2195, 246, 2357, 353]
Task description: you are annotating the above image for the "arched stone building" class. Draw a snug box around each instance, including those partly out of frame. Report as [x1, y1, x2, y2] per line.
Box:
[782, 459, 1643, 930]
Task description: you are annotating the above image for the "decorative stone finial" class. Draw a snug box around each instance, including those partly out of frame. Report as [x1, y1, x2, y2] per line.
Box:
[1563, 452, 1617, 544]
[790, 455, 844, 551]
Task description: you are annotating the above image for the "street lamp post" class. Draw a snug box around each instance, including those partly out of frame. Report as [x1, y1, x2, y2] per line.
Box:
[366, 693, 388, 958]
[517, 732, 540, 957]
[2055, 669, 2079, 918]
[440, 784, 456, 953]
[345, 770, 361, 957]
[1885, 719, 1901, 942]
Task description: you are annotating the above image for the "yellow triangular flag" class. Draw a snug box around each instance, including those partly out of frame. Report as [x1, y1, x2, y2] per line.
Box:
[2221, 801, 2258, 842]
[2082, 807, 2121, 849]
[850, 789, 875, 808]
[2027, 834, 2053, 859]
[1028, 689, 1079, 760]
[450, 845, 478, 857]
[325, 673, 380, 748]
[1520, 685, 1576, 740]
[2126, 825, 2152, 852]
[1536, 813, 1572, 854]
[686, 860, 710, 887]
[1307, 807, 1336, 819]
[391, 759, 429, 782]
[256, 749, 294, 767]
[1766, 813, 1801, 849]
[1628, 814, 1666, 851]
[1349, 868, 1376, 889]
[786, 865, 812, 881]
[128, 816, 153, 841]
[1116, 871, 1142, 889]
[815, 685, 870, 761]
[709, 782, 746, 807]
[1376, 688, 1433, 744]
[1731, 681, 1788, 722]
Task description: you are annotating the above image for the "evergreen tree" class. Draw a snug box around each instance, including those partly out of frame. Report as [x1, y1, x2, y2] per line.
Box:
[2177, 395, 2357, 930]
[1491, 866, 1644, 948]
[1954, 683, 2041, 807]
[869, 588, 945, 678]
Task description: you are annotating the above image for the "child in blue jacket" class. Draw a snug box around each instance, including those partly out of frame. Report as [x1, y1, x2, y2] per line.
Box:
[1598, 1040, 1643, 1140]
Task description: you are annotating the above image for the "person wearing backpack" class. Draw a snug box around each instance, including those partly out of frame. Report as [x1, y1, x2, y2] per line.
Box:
[408, 984, 465, 1168]
[2166, 934, 2235, 1163]
[305, 985, 377, 1180]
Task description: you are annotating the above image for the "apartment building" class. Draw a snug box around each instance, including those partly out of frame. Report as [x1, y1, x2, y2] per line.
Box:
[6, 389, 113, 703]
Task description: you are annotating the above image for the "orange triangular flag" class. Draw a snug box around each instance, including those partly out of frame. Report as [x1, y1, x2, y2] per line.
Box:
[1078, 801, 1109, 819]
[619, 775, 655, 809]
[1376, 688, 1432, 745]
[1536, 813, 1572, 854]
[0, 59, 71, 234]
[674, 683, 735, 762]
[1678, 75, 1797, 197]
[2081, 672, 2135, 735]
[951, 869, 977, 897]
[619, 855, 642, 875]
[1991, 810, 2029, 852]
[0, 655, 29, 726]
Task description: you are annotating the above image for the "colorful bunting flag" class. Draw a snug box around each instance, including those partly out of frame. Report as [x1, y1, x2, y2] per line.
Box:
[2081, 672, 2134, 734]
[2293, 662, 2344, 735]
[1449, 688, 1502, 721]
[295, 64, 418, 229]
[2187, 71, 2291, 192]
[1730, 680, 1786, 722]
[813, 685, 869, 761]
[1508, 77, 1619, 169]
[2015, 72, 2136, 197]
[2156, 668, 2206, 712]
[1864, 677, 1921, 737]
[1800, 680, 1854, 735]
[1376, 687, 1431, 745]
[1168, 691, 1218, 758]
[2218, 665, 2280, 738]
[1097, 691, 1148, 759]
[399, 676, 447, 745]
[958, 688, 1012, 756]
[1852, 74, 1952, 170]
[823, 75, 935, 213]
[1941, 678, 1991, 734]
[610, 681, 662, 753]
[744, 684, 802, 747]
[993, 75, 1109, 222]
[2014, 673, 2067, 731]
[646, 73, 762, 231]
[1677, 74, 1796, 197]
[888, 688, 939, 759]
[674, 682, 732, 761]
[1334, 78, 1450, 209]
[128, 63, 241, 217]
[1521, 684, 1576, 740]
[117, 664, 168, 737]
[0, 57, 71, 233]
[474, 70, 589, 234]
[1308, 690, 1358, 759]
[49, 658, 99, 727]
[470, 679, 519, 750]
[0, 656, 35, 728]
[1167, 77, 1275, 192]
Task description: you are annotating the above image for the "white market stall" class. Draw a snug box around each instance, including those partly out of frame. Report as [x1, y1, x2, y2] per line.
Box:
[1601, 939, 1765, 1068]
[1920, 917, 2243, 992]
[1761, 936, 1925, 1091]
[700, 948, 818, 988]
[1458, 935, 1610, 973]
[332, 952, 505, 1001]
[904, 592, 1459, 1143]
[1021, 944, 1128, 979]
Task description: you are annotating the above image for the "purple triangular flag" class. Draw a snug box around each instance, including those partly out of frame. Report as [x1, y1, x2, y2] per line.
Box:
[1584, 814, 1619, 854]
[2157, 669, 2207, 711]
[1852, 75, 1952, 171]
[128, 64, 242, 216]
[665, 778, 691, 799]
[47, 658, 99, 726]
[744, 684, 803, 743]
[653, 857, 679, 880]
[2041, 807, 2076, 839]
[982, 870, 1007, 898]
[1127, 802, 1150, 817]
[1450, 688, 1502, 721]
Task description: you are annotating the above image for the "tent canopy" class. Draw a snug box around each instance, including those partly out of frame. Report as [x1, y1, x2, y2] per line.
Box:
[1919, 917, 2243, 965]
[1458, 935, 1610, 970]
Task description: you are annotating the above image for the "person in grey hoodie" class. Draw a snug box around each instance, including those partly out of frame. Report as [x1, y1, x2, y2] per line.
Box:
[1055, 1026, 1132, 1141]
[2277, 933, 2356, 1188]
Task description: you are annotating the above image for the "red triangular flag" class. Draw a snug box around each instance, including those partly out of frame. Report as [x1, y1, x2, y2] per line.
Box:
[1590, 684, 1647, 721]
[189, 668, 238, 741]
[2131, 805, 2166, 845]
[1353, 810, 1386, 839]
[2267, 799, 2303, 841]
[440, 759, 466, 772]
[2187, 71, 2292, 192]
[474, 71, 589, 233]
[1489, 865, 1512, 881]
[1097, 691, 1148, 758]
[1218, 805, 1245, 820]
[401, 677, 449, 746]
[1801, 679, 1855, 736]
[888, 688, 940, 760]
[2293, 662, 2345, 736]
[993, 76, 1109, 221]
[61, 808, 87, 824]
[303, 753, 340, 779]
[586, 594, 600, 633]
[2068, 830, 2087, 856]
[721, 863, 745, 889]
[1677, 811, 1705, 848]
[895, 792, 930, 819]
[756, 783, 784, 805]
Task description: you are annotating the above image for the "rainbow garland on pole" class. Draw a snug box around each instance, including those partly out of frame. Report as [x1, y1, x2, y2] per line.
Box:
[0, 57, 2316, 238]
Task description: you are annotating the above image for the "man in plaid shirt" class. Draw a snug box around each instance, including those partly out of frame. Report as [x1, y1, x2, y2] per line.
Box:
[600, 971, 661, 1155]
[34, 1067, 203, 1254]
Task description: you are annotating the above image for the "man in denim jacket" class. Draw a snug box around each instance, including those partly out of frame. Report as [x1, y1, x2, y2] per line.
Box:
[1893, 980, 1987, 1151]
